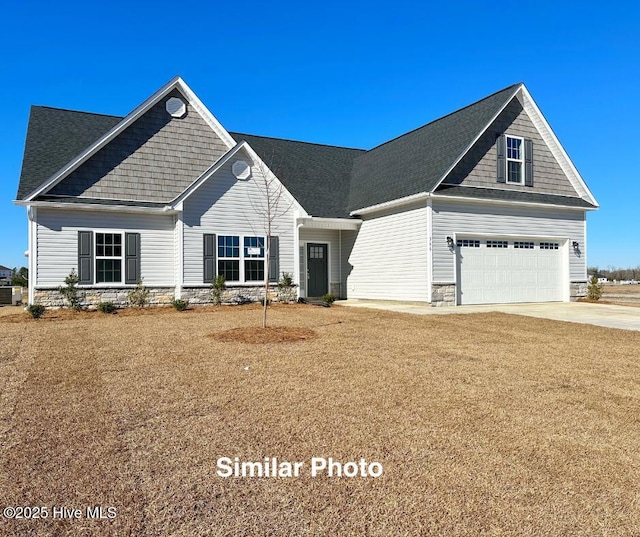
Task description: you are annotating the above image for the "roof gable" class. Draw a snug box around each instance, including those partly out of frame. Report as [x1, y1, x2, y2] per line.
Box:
[46, 89, 230, 203]
[19, 76, 235, 202]
[348, 84, 521, 212]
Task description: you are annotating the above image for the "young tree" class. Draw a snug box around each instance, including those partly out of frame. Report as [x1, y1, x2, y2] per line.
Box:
[244, 155, 293, 328]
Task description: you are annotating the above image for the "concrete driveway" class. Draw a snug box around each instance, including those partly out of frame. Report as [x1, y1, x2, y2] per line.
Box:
[339, 300, 640, 331]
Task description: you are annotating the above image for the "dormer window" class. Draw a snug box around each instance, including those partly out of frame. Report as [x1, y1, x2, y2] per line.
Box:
[506, 136, 523, 184]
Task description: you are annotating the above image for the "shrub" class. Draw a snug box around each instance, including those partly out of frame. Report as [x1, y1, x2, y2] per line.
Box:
[171, 298, 189, 311]
[587, 275, 603, 301]
[278, 272, 294, 289]
[27, 304, 45, 319]
[211, 275, 226, 305]
[128, 280, 150, 308]
[58, 269, 83, 311]
[322, 293, 336, 304]
[98, 301, 116, 314]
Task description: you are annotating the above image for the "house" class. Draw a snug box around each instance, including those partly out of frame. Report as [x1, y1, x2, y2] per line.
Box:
[0, 265, 13, 285]
[14, 77, 598, 307]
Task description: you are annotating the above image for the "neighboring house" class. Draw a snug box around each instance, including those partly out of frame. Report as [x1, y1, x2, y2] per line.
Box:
[14, 77, 598, 307]
[0, 265, 12, 285]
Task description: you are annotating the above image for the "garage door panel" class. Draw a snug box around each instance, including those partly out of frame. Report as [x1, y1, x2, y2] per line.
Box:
[458, 238, 563, 305]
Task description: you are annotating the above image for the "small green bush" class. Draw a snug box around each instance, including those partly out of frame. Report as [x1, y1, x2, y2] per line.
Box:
[278, 272, 294, 289]
[27, 304, 46, 319]
[587, 275, 603, 300]
[58, 269, 83, 311]
[98, 301, 116, 314]
[322, 293, 336, 304]
[128, 280, 150, 308]
[171, 298, 189, 311]
[211, 275, 226, 305]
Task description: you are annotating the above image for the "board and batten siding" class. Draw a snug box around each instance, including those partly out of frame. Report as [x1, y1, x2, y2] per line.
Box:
[182, 158, 296, 285]
[35, 208, 175, 287]
[347, 202, 429, 301]
[431, 200, 586, 282]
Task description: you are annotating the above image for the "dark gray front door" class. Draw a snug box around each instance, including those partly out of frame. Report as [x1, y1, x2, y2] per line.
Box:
[307, 243, 328, 297]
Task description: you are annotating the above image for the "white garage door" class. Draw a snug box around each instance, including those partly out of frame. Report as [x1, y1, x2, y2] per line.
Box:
[457, 238, 563, 305]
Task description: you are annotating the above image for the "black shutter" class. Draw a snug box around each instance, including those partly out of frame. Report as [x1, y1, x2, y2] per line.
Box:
[524, 139, 534, 187]
[203, 234, 216, 283]
[78, 231, 93, 284]
[268, 236, 279, 282]
[125, 232, 141, 284]
[496, 135, 506, 183]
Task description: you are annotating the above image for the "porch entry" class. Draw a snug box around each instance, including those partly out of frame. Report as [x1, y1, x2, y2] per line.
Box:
[307, 243, 328, 297]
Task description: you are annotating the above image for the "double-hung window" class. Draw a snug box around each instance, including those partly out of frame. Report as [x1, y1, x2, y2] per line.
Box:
[244, 236, 265, 281]
[217, 235, 240, 282]
[506, 135, 523, 184]
[95, 233, 123, 283]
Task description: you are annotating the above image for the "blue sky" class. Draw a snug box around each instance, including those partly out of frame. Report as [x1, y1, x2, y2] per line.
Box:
[1, 0, 638, 271]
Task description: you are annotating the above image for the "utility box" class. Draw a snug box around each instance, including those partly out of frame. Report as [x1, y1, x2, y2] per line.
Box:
[12, 287, 23, 306]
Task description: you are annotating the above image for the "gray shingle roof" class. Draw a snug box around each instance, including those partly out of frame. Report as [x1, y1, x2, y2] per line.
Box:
[230, 133, 364, 218]
[434, 185, 596, 208]
[17, 83, 590, 216]
[17, 106, 121, 199]
[348, 84, 521, 212]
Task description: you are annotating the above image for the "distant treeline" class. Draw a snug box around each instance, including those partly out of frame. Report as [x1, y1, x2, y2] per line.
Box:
[588, 266, 640, 281]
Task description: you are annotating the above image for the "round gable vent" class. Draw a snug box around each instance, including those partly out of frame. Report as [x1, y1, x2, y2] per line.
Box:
[232, 160, 251, 180]
[166, 97, 186, 118]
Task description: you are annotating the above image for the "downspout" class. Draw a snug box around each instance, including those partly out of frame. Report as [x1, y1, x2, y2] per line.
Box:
[27, 205, 35, 305]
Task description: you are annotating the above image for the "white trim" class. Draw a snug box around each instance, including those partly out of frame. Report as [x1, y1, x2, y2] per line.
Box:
[432, 192, 595, 211]
[505, 134, 524, 185]
[175, 214, 184, 299]
[23, 76, 235, 202]
[519, 85, 598, 207]
[297, 217, 361, 230]
[94, 231, 124, 284]
[28, 206, 35, 303]
[14, 200, 177, 215]
[431, 84, 522, 193]
[171, 141, 308, 217]
[350, 192, 431, 216]
[426, 198, 433, 303]
[216, 234, 267, 284]
[294, 218, 303, 289]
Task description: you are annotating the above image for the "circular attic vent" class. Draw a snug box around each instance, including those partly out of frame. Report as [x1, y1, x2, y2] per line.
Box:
[232, 160, 251, 180]
[166, 97, 186, 118]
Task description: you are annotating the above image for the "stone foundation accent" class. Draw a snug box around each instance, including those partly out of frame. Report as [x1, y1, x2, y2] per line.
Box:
[181, 285, 298, 305]
[570, 281, 588, 301]
[431, 284, 456, 307]
[33, 287, 174, 308]
[34, 284, 299, 308]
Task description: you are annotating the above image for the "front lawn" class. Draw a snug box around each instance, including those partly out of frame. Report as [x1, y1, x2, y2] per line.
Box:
[1, 304, 639, 535]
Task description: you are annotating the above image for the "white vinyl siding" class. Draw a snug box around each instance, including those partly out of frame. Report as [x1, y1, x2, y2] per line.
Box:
[35, 208, 175, 287]
[347, 202, 429, 301]
[431, 200, 586, 284]
[182, 156, 295, 285]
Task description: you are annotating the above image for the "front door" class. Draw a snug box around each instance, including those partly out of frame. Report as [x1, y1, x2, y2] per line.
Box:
[307, 243, 328, 297]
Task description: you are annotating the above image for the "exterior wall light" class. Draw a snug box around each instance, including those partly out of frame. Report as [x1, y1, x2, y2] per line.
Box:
[447, 236, 454, 248]
[572, 241, 579, 251]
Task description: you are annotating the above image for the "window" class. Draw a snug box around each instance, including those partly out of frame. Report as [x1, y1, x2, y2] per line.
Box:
[218, 235, 240, 281]
[216, 235, 265, 282]
[486, 240, 508, 248]
[456, 239, 480, 248]
[506, 136, 523, 184]
[514, 241, 534, 249]
[539, 242, 559, 250]
[96, 233, 122, 283]
[244, 236, 265, 281]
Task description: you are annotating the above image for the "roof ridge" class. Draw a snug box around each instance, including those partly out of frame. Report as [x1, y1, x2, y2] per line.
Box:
[231, 131, 366, 152]
[363, 83, 522, 154]
[32, 105, 124, 120]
